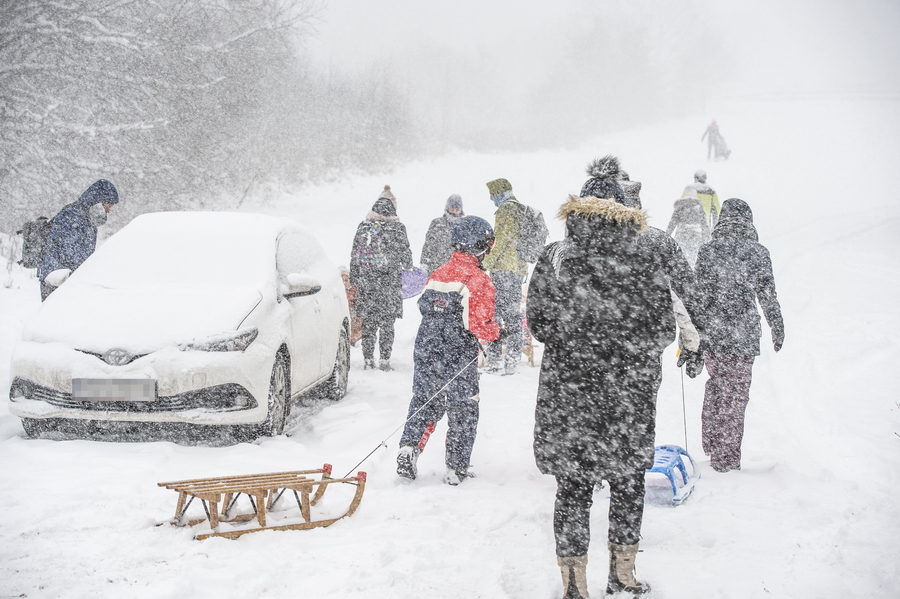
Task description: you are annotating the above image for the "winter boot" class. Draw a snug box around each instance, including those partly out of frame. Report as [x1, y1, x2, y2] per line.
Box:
[364, 359, 376, 370]
[396, 446, 420, 480]
[444, 467, 474, 486]
[606, 542, 650, 595]
[379, 359, 392, 372]
[558, 555, 589, 599]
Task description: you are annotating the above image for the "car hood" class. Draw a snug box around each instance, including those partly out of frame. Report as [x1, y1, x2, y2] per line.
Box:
[22, 286, 264, 354]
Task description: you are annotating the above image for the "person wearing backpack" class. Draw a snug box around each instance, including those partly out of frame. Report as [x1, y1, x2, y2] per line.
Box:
[349, 194, 414, 371]
[666, 194, 711, 266]
[482, 178, 547, 376]
[39, 179, 119, 301]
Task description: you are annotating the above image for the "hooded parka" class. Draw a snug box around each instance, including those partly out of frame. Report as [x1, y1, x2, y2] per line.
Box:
[39, 179, 119, 282]
[695, 198, 783, 355]
[527, 196, 676, 477]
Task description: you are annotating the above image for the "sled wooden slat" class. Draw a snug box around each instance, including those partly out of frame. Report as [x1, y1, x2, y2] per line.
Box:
[158, 463, 366, 540]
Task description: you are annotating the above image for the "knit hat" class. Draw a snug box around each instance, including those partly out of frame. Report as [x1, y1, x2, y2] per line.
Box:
[378, 184, 396, 207]
[486, 178, 515, 207]
[580, 155, 625, 203]
[719, 198, 753, 222]
[371, 197, 397, 218]
[445, 194, 463, 213]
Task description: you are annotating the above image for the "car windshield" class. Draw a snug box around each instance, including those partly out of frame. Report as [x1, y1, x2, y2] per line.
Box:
[69, 213, 276, 290]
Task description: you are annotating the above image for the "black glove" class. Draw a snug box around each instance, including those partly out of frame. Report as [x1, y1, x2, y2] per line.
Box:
[677, 348, 704, 378]
[496, 327, 509, 341]
[772, 327, 784, 352]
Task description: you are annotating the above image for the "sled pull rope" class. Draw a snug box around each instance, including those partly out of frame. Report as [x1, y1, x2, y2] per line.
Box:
[680, 365, 689, 451]
[342, 352, 483, 478]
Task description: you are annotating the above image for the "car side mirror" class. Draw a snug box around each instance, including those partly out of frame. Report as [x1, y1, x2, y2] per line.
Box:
[281, 273, 322, 298]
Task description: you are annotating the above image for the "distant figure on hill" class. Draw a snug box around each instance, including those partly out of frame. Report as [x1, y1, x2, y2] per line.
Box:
[420, 194, 464, 274]
[701, 119, 731, 160]
[681, 170, 721, 229]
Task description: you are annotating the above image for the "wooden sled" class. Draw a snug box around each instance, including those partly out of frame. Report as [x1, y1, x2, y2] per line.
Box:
[158, 464, 366, 540]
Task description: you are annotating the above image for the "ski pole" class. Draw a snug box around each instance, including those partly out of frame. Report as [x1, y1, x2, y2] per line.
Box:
[342, 351, 483, 478]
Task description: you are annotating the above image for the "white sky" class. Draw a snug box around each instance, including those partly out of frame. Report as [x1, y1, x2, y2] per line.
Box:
[305, 0, 900, 98]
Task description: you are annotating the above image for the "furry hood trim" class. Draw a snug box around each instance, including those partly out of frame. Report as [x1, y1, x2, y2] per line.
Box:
[558, 195, 647, 231]
[585, 155, 621, 180]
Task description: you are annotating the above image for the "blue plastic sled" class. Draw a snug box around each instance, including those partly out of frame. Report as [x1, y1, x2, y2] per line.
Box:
[644, 445, 699, 506]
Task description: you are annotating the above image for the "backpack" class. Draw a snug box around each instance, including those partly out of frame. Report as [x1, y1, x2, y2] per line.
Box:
[355, 221, 390, 268]
[516, 204, 549, 263]
[16, 216, 54, 269]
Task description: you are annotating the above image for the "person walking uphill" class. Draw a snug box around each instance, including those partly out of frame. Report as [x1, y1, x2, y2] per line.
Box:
[694, 198, 784, 473]
[40, 179, 119, 301]
[396, 216, 499, 485]
[682, 169, 721, 229]
[349, 193, 414, 371]
[482, 178, 531, 375]
[420, 194, 464, 274]
[528, 175, 678, 597]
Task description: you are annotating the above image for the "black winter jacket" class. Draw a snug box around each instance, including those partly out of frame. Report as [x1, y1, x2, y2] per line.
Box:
[527, 196, 677, 477]
[695, 205, 783, 355]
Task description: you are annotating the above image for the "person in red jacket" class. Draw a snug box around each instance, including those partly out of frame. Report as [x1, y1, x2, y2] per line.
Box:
[397, 216, 499, 485]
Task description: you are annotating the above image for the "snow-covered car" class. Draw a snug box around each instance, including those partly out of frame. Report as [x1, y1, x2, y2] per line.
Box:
[8, 212, 351, 441]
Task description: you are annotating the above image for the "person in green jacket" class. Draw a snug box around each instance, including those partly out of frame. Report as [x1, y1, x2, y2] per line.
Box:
[482, 178, 528, 375]
[681, 170, 721, 229]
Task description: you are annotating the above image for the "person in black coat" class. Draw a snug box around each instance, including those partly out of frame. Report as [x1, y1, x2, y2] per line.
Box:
[527, 162, 686, 596]
[349, 195, 414, 371]
[694, 198, 784, 472]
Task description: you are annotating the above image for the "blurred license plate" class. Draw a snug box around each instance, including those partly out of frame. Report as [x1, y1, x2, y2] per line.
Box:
[72, 379, 156, 402]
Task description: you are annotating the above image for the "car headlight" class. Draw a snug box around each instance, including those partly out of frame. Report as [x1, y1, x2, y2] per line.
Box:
[180, 328, 258, 352]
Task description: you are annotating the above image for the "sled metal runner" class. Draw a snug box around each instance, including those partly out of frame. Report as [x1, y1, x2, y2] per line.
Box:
[158, 464, 366, 540]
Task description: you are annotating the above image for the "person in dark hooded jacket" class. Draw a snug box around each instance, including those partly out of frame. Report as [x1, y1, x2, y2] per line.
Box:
[349, 195, 414, 371]
[694, 198, 784, 473]
[39, 179, 119, 301]
[420, 194, 464, 274]
[527, 157, 689, 597]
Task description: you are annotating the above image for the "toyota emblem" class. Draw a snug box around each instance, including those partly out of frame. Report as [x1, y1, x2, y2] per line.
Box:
[102, 348, 133, 366]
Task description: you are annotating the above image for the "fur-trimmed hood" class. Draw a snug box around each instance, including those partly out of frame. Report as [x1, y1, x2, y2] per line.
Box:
[558, 195, 647, 231]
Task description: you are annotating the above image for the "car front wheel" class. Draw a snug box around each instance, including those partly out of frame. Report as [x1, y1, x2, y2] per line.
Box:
[324, 327, 350, 401]
[259, 351, 290, 437]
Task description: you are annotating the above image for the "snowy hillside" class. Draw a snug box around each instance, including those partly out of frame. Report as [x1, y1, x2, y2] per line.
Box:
[1, 96, 899, 598]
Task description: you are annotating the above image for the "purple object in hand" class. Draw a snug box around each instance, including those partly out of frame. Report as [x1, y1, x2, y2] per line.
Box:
[402, 267, 429, 299]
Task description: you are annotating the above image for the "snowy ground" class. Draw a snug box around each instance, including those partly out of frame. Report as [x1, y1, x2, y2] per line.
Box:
[2, 96, 899, 598]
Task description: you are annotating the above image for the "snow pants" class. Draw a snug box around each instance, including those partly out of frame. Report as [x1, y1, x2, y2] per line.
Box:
[554, 471, 646, 557]
[702, 352, 755, 471]
[400, 392, 479, 471]
[361, 313, 395, 361]
[486, 270, 523, 368]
